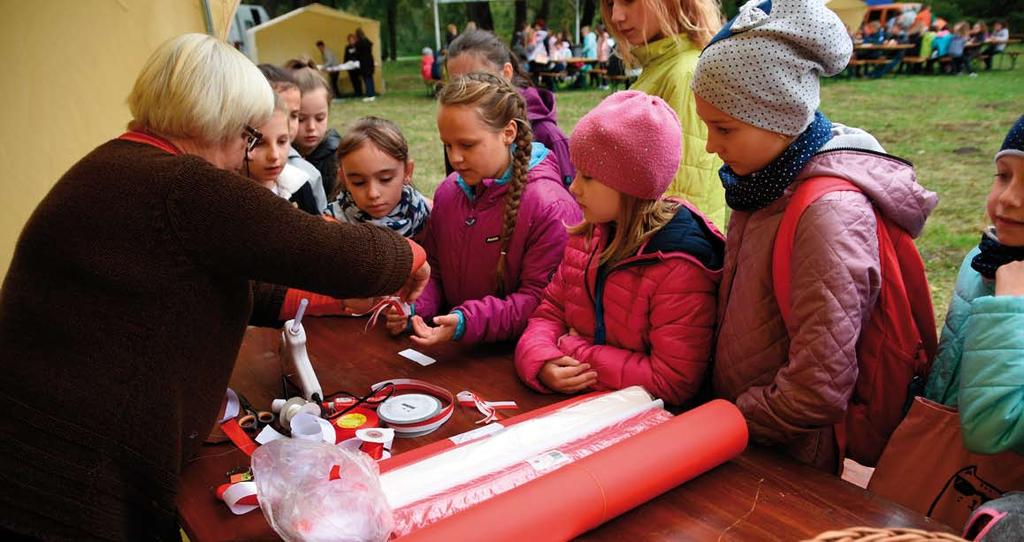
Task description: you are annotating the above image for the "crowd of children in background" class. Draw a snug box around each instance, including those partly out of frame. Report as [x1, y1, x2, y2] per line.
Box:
[245, 0, 1021, 535]
[852, 8, 1012, 78]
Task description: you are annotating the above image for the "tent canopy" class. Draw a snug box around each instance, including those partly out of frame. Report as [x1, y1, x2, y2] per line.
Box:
[249, 4, 382, 95]
[827, 0, 869, 33]
[0, 1, 238, 276]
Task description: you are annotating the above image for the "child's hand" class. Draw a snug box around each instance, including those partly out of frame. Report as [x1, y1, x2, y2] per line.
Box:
[384, 306, 409, 336]
[538, 356, 598, 394]
[995, 261, 1024, 297]
[409, 314, 458, 346]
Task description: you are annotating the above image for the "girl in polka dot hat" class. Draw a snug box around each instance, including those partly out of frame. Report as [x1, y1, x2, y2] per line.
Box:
[515, 91, 725, 406]
[694, 0, 938, 472]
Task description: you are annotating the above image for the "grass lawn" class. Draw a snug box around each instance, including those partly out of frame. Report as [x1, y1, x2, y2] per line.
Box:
[328, 52, 1023, 319]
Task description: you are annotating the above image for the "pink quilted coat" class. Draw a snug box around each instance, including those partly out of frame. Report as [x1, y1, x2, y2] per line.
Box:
[516, 200, 725, 405]
[713, 127, 938, 471]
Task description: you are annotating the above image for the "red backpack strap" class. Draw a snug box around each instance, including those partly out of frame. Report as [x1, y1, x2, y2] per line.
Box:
[773, 176, 863, 328]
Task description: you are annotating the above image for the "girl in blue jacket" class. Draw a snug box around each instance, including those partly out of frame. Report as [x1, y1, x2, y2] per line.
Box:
[925, 114, 1024, 454]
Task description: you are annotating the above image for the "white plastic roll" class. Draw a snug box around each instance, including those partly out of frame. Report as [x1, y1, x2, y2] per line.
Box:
[380, 386, 659, 509]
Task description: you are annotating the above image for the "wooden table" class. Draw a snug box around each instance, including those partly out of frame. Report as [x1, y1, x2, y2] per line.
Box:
[178, 318, 953, 541]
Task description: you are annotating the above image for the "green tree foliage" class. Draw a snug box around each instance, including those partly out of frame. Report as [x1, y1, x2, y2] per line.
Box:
[248, 0, 1023, 58]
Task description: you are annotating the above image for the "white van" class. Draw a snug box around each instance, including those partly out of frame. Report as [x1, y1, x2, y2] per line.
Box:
[227, 4, 270, 60]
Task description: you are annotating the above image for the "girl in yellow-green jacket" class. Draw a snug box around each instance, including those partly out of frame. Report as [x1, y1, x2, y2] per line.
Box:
[601, 0, 726, 228]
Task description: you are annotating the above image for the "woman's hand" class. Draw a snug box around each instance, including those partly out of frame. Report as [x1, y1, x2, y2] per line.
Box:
[384, 306, 410, 336]
[409, 314, 458, 346]
[399, 261, 430, 303]
[995, 261, 1024, 297]
[538, 356, 598, 394]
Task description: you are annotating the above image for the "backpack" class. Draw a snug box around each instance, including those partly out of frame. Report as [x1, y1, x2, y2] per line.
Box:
[773, 176, 938, 467]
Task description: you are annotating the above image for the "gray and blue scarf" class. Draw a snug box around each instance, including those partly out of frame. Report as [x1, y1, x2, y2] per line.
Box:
[326, 184, 431, 238]
[721, 112, 833, 212]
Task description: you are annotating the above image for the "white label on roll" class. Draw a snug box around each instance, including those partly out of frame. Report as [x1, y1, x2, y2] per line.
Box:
[526, 449, 570, 472]
[449, 422, 505, 445]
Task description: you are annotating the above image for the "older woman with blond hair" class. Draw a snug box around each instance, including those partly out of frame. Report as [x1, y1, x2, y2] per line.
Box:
[0, 33, 427, 539]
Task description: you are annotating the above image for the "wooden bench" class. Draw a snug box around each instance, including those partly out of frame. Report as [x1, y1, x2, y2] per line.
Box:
[844, 58, 890, 77]
[899, 55, 927, 74]
[606, 74, 635, 90]
[1005, 51, 1021, 70]
[535, 71, 569, 91]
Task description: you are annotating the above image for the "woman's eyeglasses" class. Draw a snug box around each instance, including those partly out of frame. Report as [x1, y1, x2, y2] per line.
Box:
[243, 125, 263, 153]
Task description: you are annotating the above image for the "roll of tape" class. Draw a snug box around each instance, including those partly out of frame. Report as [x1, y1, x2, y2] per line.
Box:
[357, 427, 395, 460]
[373, 379, 455, 438]
[332, 407, 380, 443]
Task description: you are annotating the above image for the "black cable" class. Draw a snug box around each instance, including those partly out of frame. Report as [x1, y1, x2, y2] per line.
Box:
[322, 381, 397, 419]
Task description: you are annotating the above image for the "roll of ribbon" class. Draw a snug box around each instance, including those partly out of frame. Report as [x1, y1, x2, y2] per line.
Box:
[332, 407, 380, 442]
[373, 379, 454, 438]
[290, 412, 328, 442]
[216, 481, 259, 515]
[357, 427, 396, 460]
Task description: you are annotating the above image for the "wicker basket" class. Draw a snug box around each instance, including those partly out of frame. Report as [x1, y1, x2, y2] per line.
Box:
[804, 526, 968, 542]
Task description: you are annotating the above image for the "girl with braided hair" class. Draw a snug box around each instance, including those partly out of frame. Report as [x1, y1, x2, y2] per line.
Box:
[385, 72, 580, 345]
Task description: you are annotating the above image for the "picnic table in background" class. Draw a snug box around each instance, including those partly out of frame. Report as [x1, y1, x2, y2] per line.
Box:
[177, 318, 955, 541]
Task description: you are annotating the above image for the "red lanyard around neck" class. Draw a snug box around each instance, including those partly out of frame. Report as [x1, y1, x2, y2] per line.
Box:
[117, 130, 182, 156]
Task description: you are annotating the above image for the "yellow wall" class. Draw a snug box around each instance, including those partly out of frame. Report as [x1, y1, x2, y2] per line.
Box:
[0, 0, 238, 279]
[251, 4, 383, 96]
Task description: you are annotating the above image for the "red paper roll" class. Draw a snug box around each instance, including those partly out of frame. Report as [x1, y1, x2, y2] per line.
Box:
[396, 399, 748, 541]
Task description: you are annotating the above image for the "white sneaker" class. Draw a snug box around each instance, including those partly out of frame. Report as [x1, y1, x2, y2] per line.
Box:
[362, 96, 376, 102]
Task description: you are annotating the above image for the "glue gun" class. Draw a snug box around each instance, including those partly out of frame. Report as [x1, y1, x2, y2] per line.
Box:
[281, 298, 324, 403]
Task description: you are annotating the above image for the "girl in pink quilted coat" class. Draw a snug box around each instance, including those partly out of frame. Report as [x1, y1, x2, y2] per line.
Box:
[691, 0, 937, 471]
[515, 91, 725, 405]
[385, 73, 580, 345]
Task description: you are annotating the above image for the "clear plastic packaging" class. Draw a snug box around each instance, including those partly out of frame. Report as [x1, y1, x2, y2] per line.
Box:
[379, 386, 672, 536]
[390, 406, 672, 536]
[251, 438, 393, 542]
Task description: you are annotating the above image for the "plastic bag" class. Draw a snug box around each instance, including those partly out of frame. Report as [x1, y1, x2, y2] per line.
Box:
[252, 438, 393, 542]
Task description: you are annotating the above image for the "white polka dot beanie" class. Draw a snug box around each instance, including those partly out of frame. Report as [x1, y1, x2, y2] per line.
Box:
[691, 0, 853, 136]
[570, 90, 682, 200]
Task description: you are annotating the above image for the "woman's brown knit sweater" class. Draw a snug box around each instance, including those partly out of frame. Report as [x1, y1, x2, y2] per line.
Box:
[0, 139, 413, 540]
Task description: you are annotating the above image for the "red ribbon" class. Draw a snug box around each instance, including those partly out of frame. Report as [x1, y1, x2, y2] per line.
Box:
[457, 390, 519, 424]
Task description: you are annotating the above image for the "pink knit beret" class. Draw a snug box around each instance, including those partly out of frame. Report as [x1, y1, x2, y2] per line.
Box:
[569, 90, 682, 200]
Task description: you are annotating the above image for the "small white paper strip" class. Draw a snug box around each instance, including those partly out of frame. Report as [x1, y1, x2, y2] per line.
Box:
[399, 348, 437, 366]
[255, 425, 287, 445]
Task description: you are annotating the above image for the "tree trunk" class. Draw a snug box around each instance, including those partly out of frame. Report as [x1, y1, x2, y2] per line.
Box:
[581, 0, 597, 28]
[513, 0, 528, 34]
[537, 0, 551, 23]
[466, 2, 495, 31]
[386, 0, 398, 60]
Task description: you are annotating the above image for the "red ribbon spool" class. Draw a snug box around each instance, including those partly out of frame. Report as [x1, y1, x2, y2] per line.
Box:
[330, 406, 380, 443]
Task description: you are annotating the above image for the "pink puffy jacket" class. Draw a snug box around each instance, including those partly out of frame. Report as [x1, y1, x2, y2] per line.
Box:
[515, 200, 724, 405]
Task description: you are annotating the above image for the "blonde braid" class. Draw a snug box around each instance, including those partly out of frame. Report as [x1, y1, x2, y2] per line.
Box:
[438, 72, 532, 297]
[495, 118, 532, 296]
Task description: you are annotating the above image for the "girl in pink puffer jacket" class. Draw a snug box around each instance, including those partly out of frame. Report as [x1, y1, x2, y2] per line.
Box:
[515, 91, 724, 405]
